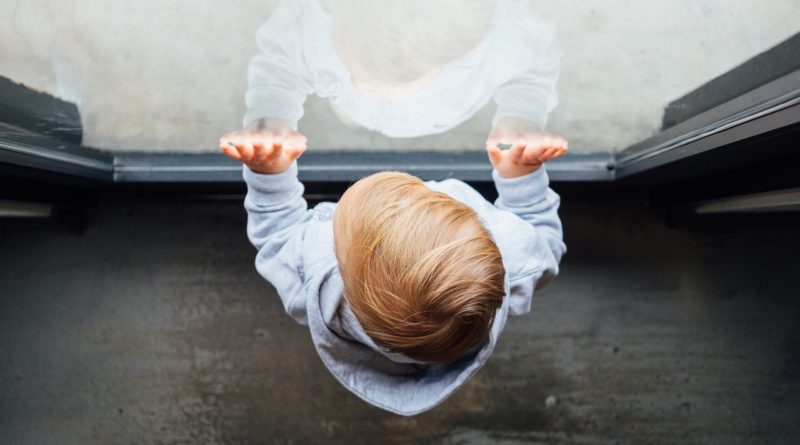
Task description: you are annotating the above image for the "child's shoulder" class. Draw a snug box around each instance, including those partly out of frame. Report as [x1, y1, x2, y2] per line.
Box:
[426, 178, 543, 279]
[310, 201, 336, 222]
[425, 178, 487, 205]
[297, 201, 339, 275]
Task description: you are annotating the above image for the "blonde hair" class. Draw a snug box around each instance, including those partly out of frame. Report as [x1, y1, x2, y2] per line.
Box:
[332, 0, 496, 85]
[333, 172, 505, 363]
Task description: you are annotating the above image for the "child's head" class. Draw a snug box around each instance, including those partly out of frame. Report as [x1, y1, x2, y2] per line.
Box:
[333, 172, 505, 363]
[332, 0, 496, 100]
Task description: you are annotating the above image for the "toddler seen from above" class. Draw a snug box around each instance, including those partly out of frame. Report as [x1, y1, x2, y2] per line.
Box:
[219, 0, 568, 415]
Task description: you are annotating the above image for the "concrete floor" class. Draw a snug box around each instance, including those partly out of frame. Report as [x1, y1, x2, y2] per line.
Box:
[1, 196, 799, 444]
[1, 0, 798, 153]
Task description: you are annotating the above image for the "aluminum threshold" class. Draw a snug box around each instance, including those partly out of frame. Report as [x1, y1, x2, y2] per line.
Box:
[615, 69, 800, 179]
[112, 151, 614, 183]
[0, 122, 112, 181]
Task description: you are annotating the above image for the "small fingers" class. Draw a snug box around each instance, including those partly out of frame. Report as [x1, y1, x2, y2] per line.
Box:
[255, 134, 280, 162]
[508, 144, 526, 162]
[220, 135, 241, 151]
[486, 145, 503, 166]
[252, 143, 267, 164]
[287, 146, 307, 161]
[538, 146, 559, 163]
[285, 133, 308, 151]
[521, 145, 547, 164]
[542, 137, 568, 160]
[266, 142, 284, 161]
[541, 144, 568, 162]
[221, 143, 241, 160]
[223, 135, 255, 162]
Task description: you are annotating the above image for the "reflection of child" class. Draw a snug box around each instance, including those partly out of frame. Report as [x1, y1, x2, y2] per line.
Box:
[220, 0, 568, 155]
[220, 128, 566, 416]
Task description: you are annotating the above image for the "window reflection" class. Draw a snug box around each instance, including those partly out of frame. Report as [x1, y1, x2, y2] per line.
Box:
[0, 0, 797, 153]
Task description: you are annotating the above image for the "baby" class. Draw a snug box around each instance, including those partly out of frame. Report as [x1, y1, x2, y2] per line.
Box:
[218, 141, 566, 415]
[218, 0, 568, 415]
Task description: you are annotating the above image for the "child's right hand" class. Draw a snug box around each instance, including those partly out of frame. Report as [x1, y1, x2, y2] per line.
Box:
[485, 117, 568, 178]
[219, 118, 307, 174]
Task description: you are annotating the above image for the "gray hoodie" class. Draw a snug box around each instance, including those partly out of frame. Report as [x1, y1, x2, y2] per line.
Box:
[243, 162, 565, 416]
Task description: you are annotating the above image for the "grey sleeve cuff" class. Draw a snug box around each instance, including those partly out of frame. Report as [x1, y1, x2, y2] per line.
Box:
[242, 162, 302, 204]
[492, 166, 550, 207]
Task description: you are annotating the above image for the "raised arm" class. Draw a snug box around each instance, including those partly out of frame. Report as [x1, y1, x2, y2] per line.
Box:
[222, 141, 311, 324]
[487, 143, 567, 315]
[493, 166, 565, 285]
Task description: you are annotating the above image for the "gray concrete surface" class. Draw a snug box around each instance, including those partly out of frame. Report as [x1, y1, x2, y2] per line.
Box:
[1, 197, 799, 444]
[1, 0, 798, 153]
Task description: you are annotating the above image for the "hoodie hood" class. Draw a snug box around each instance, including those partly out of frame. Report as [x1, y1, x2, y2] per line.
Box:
[304, 263, 511, 416]
[300, 188, 521, 416]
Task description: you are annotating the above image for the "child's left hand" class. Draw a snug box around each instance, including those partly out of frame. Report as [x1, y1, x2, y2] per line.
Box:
[485, 116, 568, 178]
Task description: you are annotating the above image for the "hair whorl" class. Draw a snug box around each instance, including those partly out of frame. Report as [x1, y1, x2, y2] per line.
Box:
[333, 172, 505, 363]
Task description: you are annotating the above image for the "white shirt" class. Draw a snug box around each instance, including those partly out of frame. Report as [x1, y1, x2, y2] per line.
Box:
[244, 0, 561, 137]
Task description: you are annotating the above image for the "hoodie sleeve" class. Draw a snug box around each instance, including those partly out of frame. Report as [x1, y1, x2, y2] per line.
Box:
[492, 166, 566, 315]
[243, 163, 311, 324]
[244, 0, 315, 130]
[491, 3, 561, 130]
